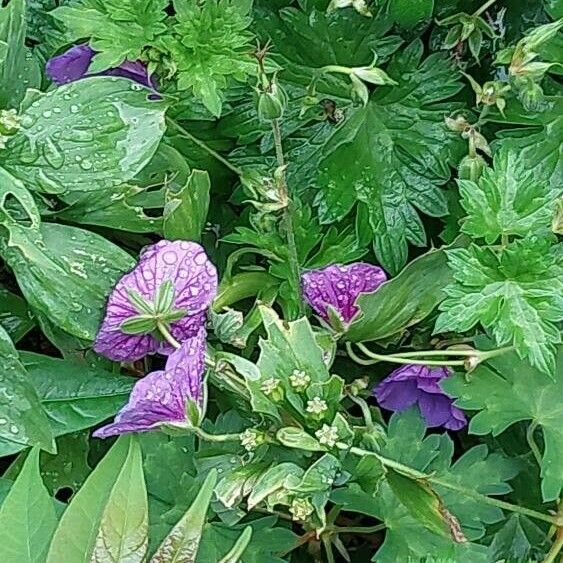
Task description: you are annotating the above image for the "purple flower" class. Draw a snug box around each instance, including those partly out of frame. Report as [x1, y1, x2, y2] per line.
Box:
[302, 263, 387, 325]
[94, 327, 206, 438]
[373, 365, 467, 430]
[46, 44, 157, 90]
[94, 240, 217, 362]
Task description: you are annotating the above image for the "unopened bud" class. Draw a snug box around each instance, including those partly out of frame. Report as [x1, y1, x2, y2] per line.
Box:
[348, 377, 369, 396]
[445, 114, 469, 132]
[260, 377, 284, 402]
[352, 66, 397, 86]
[518, 80, 545, 112]
[258, 91, 284, 120]
[350, 73, 369, 106]
[240, 428, 265, 451]
[0, 109, 21, 136]
[458, 154, 486, 181]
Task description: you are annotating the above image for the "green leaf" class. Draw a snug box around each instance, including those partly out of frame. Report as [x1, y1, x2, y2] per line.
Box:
[247, 463, 304, 509]
[346, 240, 465, 342]
[388, 0, 434, 28]
[52, 0, 168, 71]
[0, 288, 35, 343]
[92, 436, 148, 563]
[386, 470, 453, 539]
[435, 238, 562, 375]
[0, 327, 55, 453]
[218, 526, 253, 563]
[150, 468, 217, 563]
[1, 77, 166, 194]
[0, 0, 40, 108]
[53, 184, 163, 233]
[276, 428, 324, 451]
[0, 448, 57, 563]
[458, 147, 559, 244]
[163, 0, 255, 116]
[492, 96, 562, 189]
[164, 169, 211, 241]
[306, 40, 463, 273]
[0, 220, 135, 341]
[442, 341, 563, 501]
[47, 435, 144, 563]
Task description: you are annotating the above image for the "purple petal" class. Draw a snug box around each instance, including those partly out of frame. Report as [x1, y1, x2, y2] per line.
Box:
[374, 378, 420, 411]
[302, 263, 387, 324]
[46, 44, 95, 85]
[445, 405, 468, 431]
[418, 393, 454, 427]
[93, 328, 207, 438]
[94, 240, 217, 362]
[46, 44, 158, 91]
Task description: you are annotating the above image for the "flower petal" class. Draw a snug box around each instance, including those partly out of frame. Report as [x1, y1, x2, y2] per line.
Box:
[94, 240, 216, 362]
[46, 44, 95, 85]
[93, 328, 207, 438]
[374, 378, 420, 411]
[418, 393, 455, 428]
[302, 262, 387, 324]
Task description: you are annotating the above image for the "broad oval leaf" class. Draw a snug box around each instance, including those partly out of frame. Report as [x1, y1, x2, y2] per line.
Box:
[47, 435, 147, 563]
[1, 77, 166, 194]
[0, 448, 57, 563]
[0, 326, 54, 453]
[346, 241, 465, 343]
[150, 468, 218, 563]
[247, 463, 304, 509]
[0, 221, 135, 341]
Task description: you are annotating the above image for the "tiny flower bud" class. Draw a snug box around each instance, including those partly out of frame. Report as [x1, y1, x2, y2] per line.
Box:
[315, 424, 339, 448]
[289, 497, 314, 521]
[445, 114, 469, 132]
[306, 396, 328, 416]
[517, 80, 545, 112]
[352, 66, 397, 86]
[0, 109, 21, 136]
[258, 91, 284, 120]
[240, 428, 264, 451]
[458, 154, 486, 181]
[349, 73, 369, 106]
[349, 377, 369, 396]
[289, 369, 311, 391]
[260, 377, 284, 401]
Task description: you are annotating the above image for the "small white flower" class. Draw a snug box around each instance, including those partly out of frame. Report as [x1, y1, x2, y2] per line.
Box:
[315, 424, 339, 448]
[260, 377, 280, 396]
[289, 497, 314, 521]
[306, 396, 328, 415]
[289, 369, 311, 390]
[240, 429, 260, 451]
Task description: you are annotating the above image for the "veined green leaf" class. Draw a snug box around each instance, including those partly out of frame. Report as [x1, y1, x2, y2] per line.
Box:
[0, 220, 135, 341]
[47, 435, 144, 563]
[0, 352, 133, 457]
[0, 288, 35, 343]
[346, 240, 466, 342]
[0, 448, 57, 562]
[0, 327, 55, 453]
[1, 77, 166, 194]
[150, 468, 218, 563]
[91, 436, 148, 563]
[164, 169, 210, 241]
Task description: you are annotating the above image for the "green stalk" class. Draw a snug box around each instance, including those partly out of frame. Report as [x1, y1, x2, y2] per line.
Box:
[542, 527, 563, 563]
[271, 118, 304, 318]
[526, 420, 543, 467]
[166, 118, 243, 176]
[472, 0, 498, 17]
[353, 343, 466, 367]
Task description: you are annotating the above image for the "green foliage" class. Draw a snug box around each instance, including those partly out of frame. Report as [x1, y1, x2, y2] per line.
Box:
[458, 147, 559, 244]
[443, 342, 563, 501]
[436, 238, 562, 375]
[0, 448, 58, 562]
[164, 0, 255, 116]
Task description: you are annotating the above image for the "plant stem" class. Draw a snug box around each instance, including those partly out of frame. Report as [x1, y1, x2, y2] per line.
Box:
[348, 395, 375, 431]
[271, 118, 304, 318]
[166, 118, 243, 176]
[192, 426, 242, 442]
[343, 445, 558, 527]
[501, 233, 509, 247]
[156, 322, 182, 349]
[387, 347, 512, 359]
[332, 523, 386, 534]
[472, 0, 498, 17]
[354, 343, 466, 367]
[542, 526, 563, 563]
[526, 420, 543, 467]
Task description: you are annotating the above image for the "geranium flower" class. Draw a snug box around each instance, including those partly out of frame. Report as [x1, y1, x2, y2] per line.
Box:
[94, 327, 206, 438]
[302, 263, 387, 326]
[373, 365, 467, 430]
[46, 44, 157, 89]
[94, 240, 217, 362]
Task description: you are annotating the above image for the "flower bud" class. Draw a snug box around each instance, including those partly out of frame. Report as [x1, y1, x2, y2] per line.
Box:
[289, 497, 314, 521]
[240, 428, 265, 451]
[518, 80, 545, 112]
[349, 73, 369, 106]
[0, 109, 21, 136]
[445, 114, 469, 132]
[260, 377, 284, 402]
[458, 154, 486, 181]
[258, 91, 284, 120]
[352, 66, 397, 86]
[552, 198, 563, 235]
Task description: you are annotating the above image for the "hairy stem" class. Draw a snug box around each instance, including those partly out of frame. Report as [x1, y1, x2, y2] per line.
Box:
[156, 321, 182, 349]
[167, 118, 243, 176]
[344, 445, 558, 527]
[542, 526, 563, 563]
[348, 395, 375, 431]
[192, 426, 242, 442]
[332, 523, 386, 534]
[473, 0, 498, 17]
[271, 118, 304, 318]
[526, 420, 543, 467]
[352, 343, 466, 367]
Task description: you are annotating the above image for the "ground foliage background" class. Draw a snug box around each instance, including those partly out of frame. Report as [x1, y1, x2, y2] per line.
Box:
[0, 0, 561, 561]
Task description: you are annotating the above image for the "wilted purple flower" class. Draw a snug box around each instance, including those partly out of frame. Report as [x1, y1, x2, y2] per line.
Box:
[374, 365, 467, 430]
[94, 240, 217, 362]
[302, 263, 387, 325]
[94, 327, 206, 438]
[46, 44, 157, 89]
